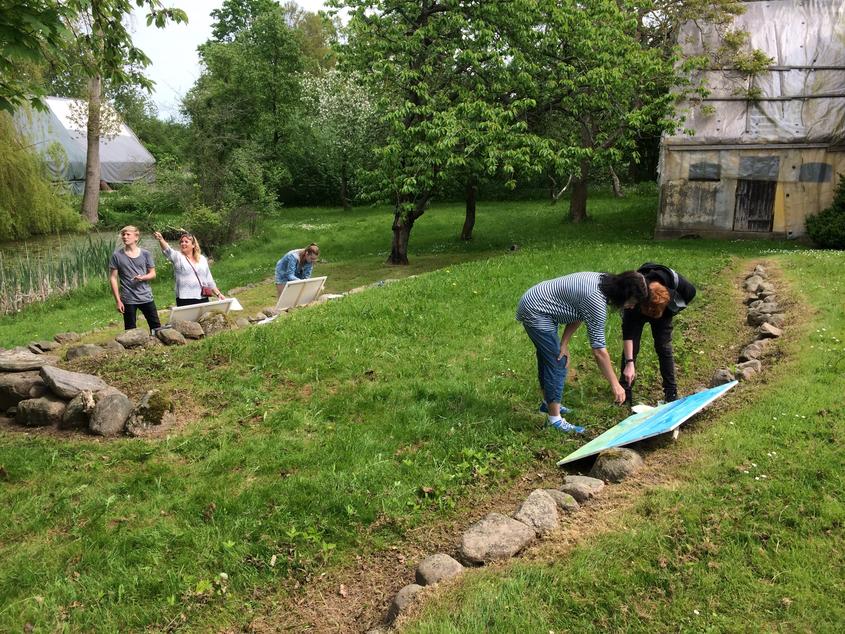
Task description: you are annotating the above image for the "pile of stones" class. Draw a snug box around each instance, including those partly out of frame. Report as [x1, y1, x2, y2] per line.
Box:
[375, 448, 644, 630]
[0, 346, 173, 437]
[711, 263, 784, 386]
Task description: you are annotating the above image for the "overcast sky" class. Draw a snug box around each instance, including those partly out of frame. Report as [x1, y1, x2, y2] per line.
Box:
[131, 1, 327, 120]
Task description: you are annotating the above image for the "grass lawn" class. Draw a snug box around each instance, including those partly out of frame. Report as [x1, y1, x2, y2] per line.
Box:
[405, 249, 845, 633]
[3, 193, 839, 632]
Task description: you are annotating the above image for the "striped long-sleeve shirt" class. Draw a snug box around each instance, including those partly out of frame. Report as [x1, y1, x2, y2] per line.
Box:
[516, 272, 609, 349]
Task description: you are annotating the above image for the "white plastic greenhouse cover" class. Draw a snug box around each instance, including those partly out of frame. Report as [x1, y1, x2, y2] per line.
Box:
[14, 97, 155, 191]
[664, 0, 845, 146]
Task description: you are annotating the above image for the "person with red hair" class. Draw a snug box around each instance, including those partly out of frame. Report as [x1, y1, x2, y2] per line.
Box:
[620, 263, 696, 404]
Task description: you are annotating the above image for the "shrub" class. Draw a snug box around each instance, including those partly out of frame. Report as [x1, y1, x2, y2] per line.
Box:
[182, 205, 227, 254]
[806, 174, 845, 249]
[0, 113, 85, 240]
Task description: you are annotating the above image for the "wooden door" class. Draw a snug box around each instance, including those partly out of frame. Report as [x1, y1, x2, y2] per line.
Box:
[734, 180, 776, 232]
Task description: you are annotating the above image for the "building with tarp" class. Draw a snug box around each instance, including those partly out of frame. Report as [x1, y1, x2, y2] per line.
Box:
[657, 0, 845, 239]
[13, 96, 155, 194]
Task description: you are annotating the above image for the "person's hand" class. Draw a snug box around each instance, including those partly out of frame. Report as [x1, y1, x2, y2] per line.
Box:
[153, 231, 163, 240]
[612, 383, 626, 404]
[623, 363, 636, 385]
[557, 344, 569, 362]
[132, 274, 144, 282]
[115, 299, 125, 314]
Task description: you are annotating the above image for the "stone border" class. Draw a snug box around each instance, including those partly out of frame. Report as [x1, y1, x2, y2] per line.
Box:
[711, 263, 784, 386]
[376, 262, 787, 631]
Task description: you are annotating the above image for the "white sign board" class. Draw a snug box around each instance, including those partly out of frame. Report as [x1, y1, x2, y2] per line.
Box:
[275, 276, 327, 311]
[166, 298, 242, 324]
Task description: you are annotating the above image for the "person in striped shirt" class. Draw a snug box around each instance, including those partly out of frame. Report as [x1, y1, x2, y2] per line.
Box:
[516, 271, 649, 432]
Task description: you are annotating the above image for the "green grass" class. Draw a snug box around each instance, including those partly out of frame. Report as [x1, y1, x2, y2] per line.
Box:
[405, 249, 845, 633]
[1, 193, 831, 632]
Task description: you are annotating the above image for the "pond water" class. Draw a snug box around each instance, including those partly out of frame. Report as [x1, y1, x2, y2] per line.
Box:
[0, 231, 157, 261]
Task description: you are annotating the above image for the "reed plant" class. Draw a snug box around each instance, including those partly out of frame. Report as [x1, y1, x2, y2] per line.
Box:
[0, 236, 116, 314]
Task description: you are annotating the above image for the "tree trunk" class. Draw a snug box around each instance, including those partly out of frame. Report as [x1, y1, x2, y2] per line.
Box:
[610, 166, 624, 198]
[388, 210, 414, 265]
[81, 75, 102, 224]
[569, 158, 590, 223]
[460, 177, 477, 241]
[339, 161, 350, 210]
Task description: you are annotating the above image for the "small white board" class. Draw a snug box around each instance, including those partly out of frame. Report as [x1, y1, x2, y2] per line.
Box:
[166, 298, 243, 324]
[275, 276, 327, 311]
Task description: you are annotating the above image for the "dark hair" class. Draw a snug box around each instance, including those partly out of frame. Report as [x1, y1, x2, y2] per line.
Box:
[599, 271, 648, 308]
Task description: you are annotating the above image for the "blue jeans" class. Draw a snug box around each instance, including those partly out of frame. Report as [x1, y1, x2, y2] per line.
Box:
[523, 323, 568, 405]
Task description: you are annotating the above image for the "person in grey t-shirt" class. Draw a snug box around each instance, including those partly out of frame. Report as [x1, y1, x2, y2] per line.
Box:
[108, 225, 161, 332]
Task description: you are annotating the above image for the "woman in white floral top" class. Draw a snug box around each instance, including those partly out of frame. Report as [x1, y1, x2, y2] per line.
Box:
[153, 231, 224, 306]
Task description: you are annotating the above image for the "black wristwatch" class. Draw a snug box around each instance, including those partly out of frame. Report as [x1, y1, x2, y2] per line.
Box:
[624, 358, 634, 365]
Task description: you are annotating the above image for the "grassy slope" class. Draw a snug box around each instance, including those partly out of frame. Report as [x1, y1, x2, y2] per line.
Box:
[406, 250, 845, 633]
[0, 195, 821, 632]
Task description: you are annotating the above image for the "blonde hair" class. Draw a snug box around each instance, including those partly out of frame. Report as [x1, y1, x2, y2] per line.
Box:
[641, 281, 671, 319]
[119, 225, 139, 236]
[179, 232, 202, 262]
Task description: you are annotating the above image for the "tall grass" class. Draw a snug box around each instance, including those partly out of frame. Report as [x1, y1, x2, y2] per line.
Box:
[0, 237, 115, 314]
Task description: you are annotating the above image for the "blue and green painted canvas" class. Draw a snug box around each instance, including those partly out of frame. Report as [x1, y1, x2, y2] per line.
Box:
[557, 380, 738, 466]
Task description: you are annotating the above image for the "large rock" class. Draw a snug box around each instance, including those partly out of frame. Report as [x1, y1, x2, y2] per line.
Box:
[415, 554, 464, 586]
[757, 323, 783, 339]
[386, 584, 424, 624]
[513, 489, 559, 535]
[156, 328, 186, 346]
[171, 320, 204, 339]
[743, 275, 763, 292]
[710, 368, 735, 387]
[0, 371, 47, 409]
[738, 366, 758, 381]
[739, 339, 770, 362]
[737, 359, 762, 373]
[103, 340, 125, 353]
[127, 390, 175, 433]
[40, 365, 108, 399]
[16, 395, 67, 427]
[764, 313, 786, 328]
[559, 475, 605, 503]
[32, 340, 61, 352]
[589, 448, 644, 483]
[53, 332, 81, 344]
[544, 489, 580, 513]
[115, 328, 150, 348]
[61, 390, 96, 429]
[89, 391, 133, 436]
[0, 349, 59, 371]
[65, 344, 107, 362]
[459, 512, 536, 564]
[752, 264, 767, 277]
[198, 312, 229, 336]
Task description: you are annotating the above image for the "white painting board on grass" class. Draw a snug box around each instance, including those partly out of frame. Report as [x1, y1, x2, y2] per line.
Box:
[557, 380, 738, 466]
[166, 298, 243, 324]
[275, 276, 327, 311]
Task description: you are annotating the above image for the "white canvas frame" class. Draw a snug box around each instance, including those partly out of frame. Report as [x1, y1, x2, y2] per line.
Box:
[166, 298, 241, 324]
[275, 276, 327, 311]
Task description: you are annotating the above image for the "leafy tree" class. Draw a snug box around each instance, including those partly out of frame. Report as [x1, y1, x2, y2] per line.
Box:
[526, 0, 677, 223]
[0, 0, 69, 112]
[55, 0, 187, 223]
[184, 5, 302, 212]
[299, 70, 377, 209]
[333, 0, 540, 264]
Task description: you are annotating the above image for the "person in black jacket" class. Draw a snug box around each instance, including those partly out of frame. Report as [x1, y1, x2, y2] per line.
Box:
[620, 263, 696, 404]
